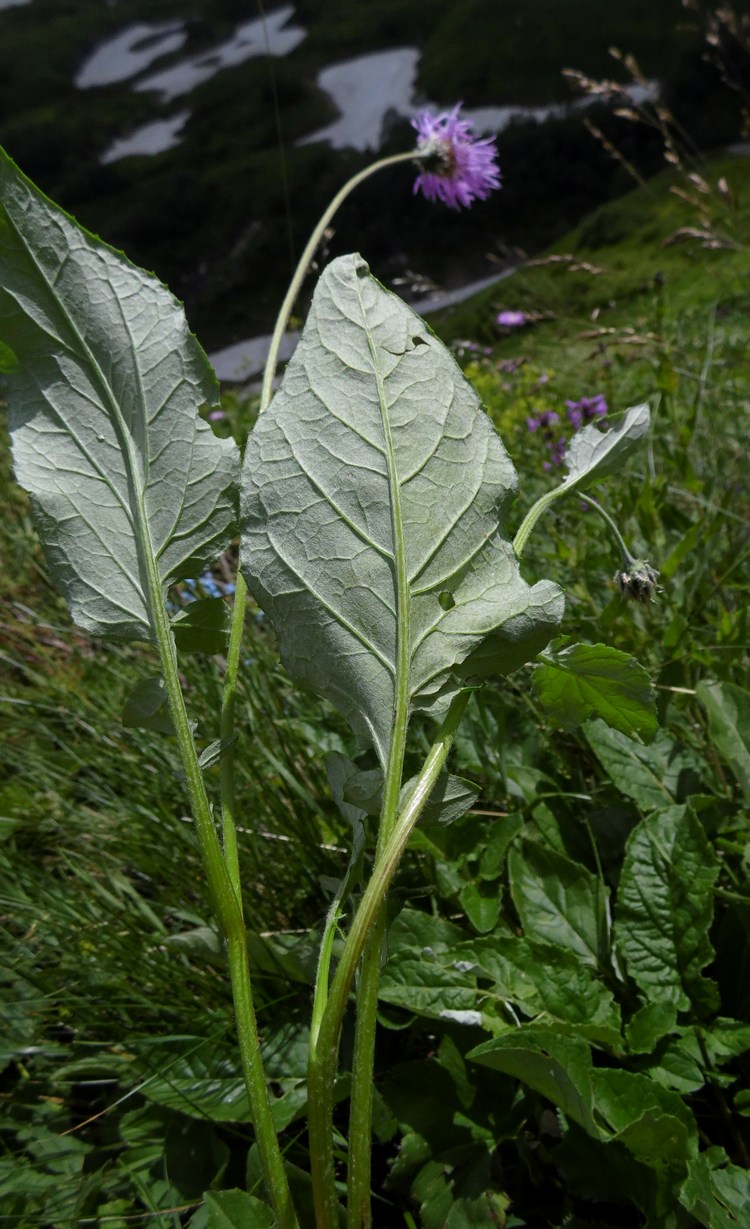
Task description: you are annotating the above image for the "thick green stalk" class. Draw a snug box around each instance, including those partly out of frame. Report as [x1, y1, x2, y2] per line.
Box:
[346, 906, 386, 1229]
[512, 486, 564, 560]
[308, 691, 472, 1229]
[144, 546, 297, 1229]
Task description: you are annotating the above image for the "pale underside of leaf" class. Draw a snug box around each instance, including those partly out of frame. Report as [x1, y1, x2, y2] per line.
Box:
[0, 148, 238, 640]
[564, 403, 650, 491]
[241, 254, 563, 764]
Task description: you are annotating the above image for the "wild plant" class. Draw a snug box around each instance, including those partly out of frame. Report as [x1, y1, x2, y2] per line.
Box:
[1, 105, 672, 1228]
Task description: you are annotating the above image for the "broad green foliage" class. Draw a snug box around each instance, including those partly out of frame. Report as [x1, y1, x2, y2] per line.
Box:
[534, 639, 657, 739]
[0, 148, 238, 641]
[615, 804, 719, 1013]
[508, 838, 610, 970]
[584, 718, 703, 810]
[3, 119, 750, 1229]
[240, 254, 563, 765]
[697, 679, 750, 805]
[195, 1190, 276, 1229]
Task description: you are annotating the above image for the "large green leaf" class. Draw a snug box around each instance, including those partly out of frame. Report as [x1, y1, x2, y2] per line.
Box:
[584, 717, 703, 810]
[0, 148, 238, 641]
[534, 640, 657, 740]
[615, 804, 718, 1012]
[508, 838, 610, 971]
[679, 1148, 750, 1228]
[469, 1025, 599, 1134]
[461, 932, 621, 1043]
[697, 679, 750, 804]
[240, 254, 563, 764]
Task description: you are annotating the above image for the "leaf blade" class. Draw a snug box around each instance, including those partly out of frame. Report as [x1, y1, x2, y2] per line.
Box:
[240, 254, 562, 762]
[534, 640, 657, 740]
[0, 148, 238, 640]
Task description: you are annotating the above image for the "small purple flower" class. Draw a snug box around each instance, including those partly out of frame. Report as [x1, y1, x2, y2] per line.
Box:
[497, 309, 527, 328]
[208, 409, 226, 421]
[527, 410, 560, 433]
[565, 394, 608, 430]
[547, 436, 567, 466]
[412, 104, 501, 210]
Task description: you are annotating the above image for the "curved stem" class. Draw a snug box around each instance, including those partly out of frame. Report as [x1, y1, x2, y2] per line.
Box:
[260, 149, 424, 412]
[513, 482, 638, 565]
[577, 492, 635, 565]
[308, 691, 472, 1229]
[512, 485, 564, 560]
[145, 555, 297, 1227]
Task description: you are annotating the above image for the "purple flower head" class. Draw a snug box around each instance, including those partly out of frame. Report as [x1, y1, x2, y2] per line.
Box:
[496, 309, 527, 328]
[566, 393, 608, 430]
[412, 104, 501, 210]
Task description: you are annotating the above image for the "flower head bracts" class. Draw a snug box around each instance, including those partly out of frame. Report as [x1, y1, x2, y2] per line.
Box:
[412, 104, 501, 209]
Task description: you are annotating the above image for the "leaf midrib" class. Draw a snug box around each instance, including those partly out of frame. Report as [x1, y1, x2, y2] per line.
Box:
[3, 184, 158, 627]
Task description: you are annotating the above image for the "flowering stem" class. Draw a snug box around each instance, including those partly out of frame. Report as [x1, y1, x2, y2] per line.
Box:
[215, 144, 428, 1223]
[577, 492, 636, 565]
[307, 690, 472, 1229]
[260, 149, 424, 411]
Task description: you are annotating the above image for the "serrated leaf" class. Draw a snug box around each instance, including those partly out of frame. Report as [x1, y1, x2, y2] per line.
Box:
[140, 1046, 251, 1122]
[534, 640, 657, 740]
[625, 1001, 678, 1054]
[563, 404, 650, 491]
[459, 879, 501, 933]
[462, 933, 621, 1042]
[0, 148, 238, 641]
[240, 254, 563, 765]
[679, 1148, 750, 1228]
[615, 804, 718, 1012]
[508, 837, 610, 971]
[697, 679, 750, 804]
[590, 1067, 696, 1168]
[378, 946, 479, 1019]
[584, 717, 703, 810]
[121, 676, 174, 734]
[172, 598, 230, 655]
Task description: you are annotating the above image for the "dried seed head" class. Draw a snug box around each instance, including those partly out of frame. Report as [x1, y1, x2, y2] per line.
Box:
[614, 560, 660, 603]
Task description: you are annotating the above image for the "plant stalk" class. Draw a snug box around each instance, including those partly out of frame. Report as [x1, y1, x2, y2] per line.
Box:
[145, 549, 297, 1228]
[308, 690, 472, 1229]
[216, 143, 431, 1228]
